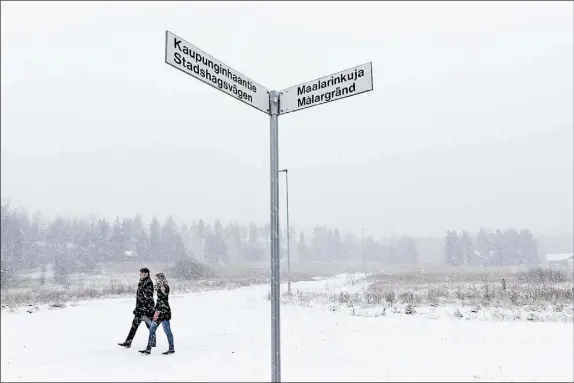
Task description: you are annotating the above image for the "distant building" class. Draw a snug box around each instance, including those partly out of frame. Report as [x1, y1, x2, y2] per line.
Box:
[545, 253, 574, 271]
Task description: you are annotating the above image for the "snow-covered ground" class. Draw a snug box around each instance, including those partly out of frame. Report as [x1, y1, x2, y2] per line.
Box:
[285, 274, 574, 323]
[2, 274, 573, 382]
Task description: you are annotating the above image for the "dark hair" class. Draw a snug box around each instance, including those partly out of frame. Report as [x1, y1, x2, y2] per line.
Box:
[140, 267, 150, 274]
[155, 273, 169, 287]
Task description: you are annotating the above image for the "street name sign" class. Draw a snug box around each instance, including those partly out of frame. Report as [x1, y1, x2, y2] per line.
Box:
[164, 30, 270, 114]
[279, 62, 373, 114]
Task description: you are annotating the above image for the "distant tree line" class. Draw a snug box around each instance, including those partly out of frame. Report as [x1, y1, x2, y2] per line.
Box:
[2, 203, 545, 286]
[444, 229, 540, 267]
[1, 203, 424, 286]
[298, 227, 419, 265]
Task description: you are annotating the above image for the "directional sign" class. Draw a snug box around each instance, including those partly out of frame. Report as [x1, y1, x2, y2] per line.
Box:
[279, 62, 373, 115]
[163, 28, 374, 383]
[165, 31, 270, 114]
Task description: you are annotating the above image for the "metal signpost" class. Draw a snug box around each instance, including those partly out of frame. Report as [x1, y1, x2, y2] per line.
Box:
[165, 30, 373, 383]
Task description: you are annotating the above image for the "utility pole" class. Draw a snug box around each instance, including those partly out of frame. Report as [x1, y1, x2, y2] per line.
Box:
[279, 169, 291, 295]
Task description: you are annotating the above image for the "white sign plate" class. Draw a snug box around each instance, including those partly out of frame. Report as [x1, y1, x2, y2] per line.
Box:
[165, 31, 270, 114]
[279, 62, 373, 115]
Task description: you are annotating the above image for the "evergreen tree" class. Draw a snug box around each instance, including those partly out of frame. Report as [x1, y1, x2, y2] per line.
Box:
[297, 231, 307, 262]
[244, 223, 263, 262]
[47, 216, 64, 249]
[136, 226, 150, 259]
[225, 222, 242, 262]
[444, 231, 453, 265]
[444, 231, 458, 266]
[332, 228, 342, 261]
[490, 229, 504, 267]
[149, 217, 161, 259]
[474, 229, 491, 267]
[459, 230, 473, 267]
[95, 218, 110, 261]
[190, 220, 206, 261]
[160, 216, 178, 262]
[121, 217, 134, 254]
[397, 236, 419, 265]
[519, 229, 539, 265]
[312, 226, 324, 261]
[204, 220, 228, 264]
[110, 217, 124, 259]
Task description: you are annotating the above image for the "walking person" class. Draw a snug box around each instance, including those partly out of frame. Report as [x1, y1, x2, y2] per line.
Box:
[139, 273, 175, 355]
[118, 267, 156, 348]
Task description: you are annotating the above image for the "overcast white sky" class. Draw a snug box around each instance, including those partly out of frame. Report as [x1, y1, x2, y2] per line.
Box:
[1, 1, 573, 237]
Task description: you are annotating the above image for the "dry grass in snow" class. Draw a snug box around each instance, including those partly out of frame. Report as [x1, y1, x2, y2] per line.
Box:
[1, 261, 360, 308]
[282, 267, 574, 323]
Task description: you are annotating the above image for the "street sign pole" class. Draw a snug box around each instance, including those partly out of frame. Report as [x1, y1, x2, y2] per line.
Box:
[268, 90, 281, 383]
[165, 31, 373, 383]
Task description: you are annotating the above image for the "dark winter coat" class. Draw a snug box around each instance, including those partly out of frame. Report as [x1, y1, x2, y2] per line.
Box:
[133, 276, 155, 319]
[154, 284, 172, 322]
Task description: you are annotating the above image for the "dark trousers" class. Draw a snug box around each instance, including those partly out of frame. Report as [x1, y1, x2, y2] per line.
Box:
[125, 315, 153, 344]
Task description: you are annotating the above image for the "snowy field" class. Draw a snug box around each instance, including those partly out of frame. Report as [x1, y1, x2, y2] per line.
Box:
[1, 261, 361, 307]
[2, 274, 573, 382]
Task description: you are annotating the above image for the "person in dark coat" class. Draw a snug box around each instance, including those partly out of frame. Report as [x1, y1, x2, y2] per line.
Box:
[139, 272, 175, 355]
[118, 267, 156, 348]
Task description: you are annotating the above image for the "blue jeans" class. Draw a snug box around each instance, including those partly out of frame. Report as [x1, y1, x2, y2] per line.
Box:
[147, 320, 174, 351]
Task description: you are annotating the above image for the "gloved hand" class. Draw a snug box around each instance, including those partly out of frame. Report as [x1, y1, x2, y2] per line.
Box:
[153, 311, 159, 322]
